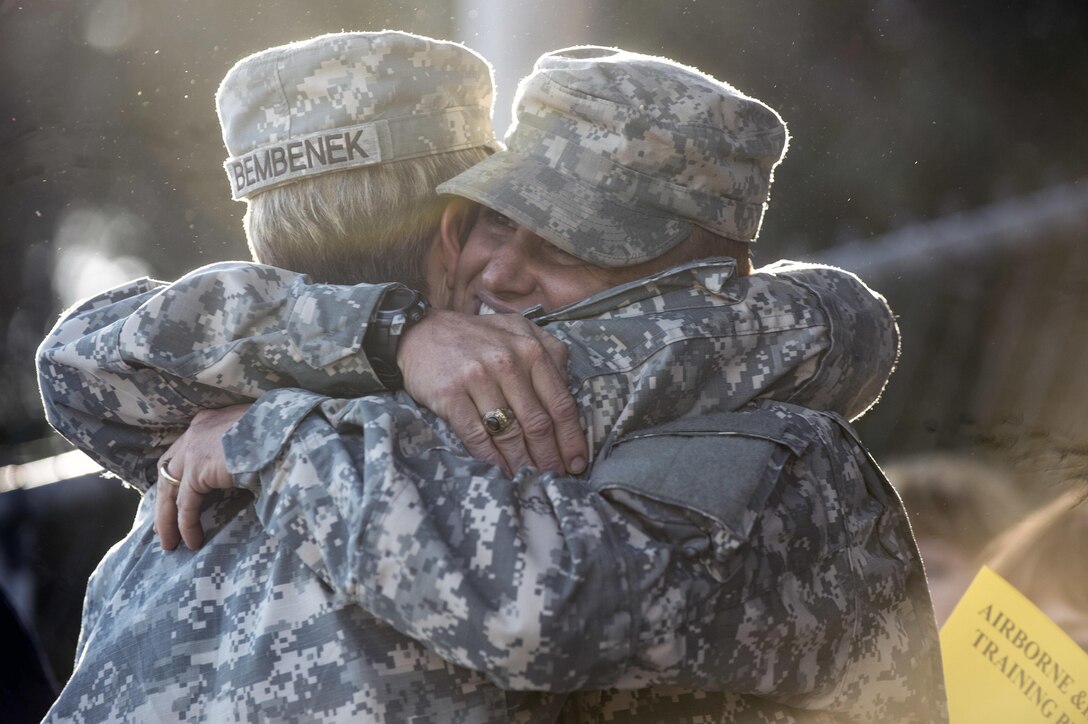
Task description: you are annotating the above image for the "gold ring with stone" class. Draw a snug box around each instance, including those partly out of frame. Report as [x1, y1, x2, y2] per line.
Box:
[159, 459, 182, 487]
[481, 408, 516, 436]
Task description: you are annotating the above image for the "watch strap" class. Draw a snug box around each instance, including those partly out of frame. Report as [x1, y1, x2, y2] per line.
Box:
[364, 285, 429, 389]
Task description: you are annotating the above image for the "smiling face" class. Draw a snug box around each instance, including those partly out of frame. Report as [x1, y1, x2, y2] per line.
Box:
[444, 205, 706, 315]
[448, 207, 617, 315]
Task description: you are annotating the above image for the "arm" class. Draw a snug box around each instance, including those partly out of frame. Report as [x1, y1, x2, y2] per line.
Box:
[218, 389, 861, 699]
[38, 261, 586, 487]
[36, 261, 396, 489]
[156, 260, 899, 694]
[537, 260, 898, 461]
[208, 262, 899, 696]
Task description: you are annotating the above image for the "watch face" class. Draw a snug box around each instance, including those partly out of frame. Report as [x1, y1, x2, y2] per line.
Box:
[378, 287, 428, 337]
[383, 286, 419, 311]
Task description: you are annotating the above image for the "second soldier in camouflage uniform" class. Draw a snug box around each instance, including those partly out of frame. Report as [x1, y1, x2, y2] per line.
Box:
[38, 39, 946, 722]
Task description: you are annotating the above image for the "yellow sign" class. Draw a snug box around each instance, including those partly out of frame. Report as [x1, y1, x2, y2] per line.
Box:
[941, 566, 1088, 723]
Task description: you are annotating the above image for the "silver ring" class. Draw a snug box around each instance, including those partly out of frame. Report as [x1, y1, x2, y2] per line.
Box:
[159, 459, 182, 487]
[481, 408, 516, 436]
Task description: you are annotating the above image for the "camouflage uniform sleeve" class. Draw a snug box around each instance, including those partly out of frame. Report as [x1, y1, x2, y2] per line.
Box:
[36, 261, 397, 490]
[758, 260, 899, 421]
[221, 389, 871, 698]
[537, 260, 900, 463]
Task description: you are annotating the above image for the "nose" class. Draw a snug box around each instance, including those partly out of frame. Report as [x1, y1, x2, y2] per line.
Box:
[479, 230, 539, 301]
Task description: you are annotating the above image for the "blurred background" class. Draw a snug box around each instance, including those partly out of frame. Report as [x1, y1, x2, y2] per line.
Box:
[1, 0, 1086, 713]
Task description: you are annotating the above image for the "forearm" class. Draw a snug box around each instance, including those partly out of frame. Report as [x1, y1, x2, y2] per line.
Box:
[37, 278, 250, 486]
[537, 260, 897, 463]
[37, 262, 398, 488]
[107, 261, 393, 395]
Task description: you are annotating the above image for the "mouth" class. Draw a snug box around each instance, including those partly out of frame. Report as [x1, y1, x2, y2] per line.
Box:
[478, 301, 498, 316]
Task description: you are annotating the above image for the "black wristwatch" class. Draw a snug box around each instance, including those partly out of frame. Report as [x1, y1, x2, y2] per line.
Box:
[364, 285, 429, 389]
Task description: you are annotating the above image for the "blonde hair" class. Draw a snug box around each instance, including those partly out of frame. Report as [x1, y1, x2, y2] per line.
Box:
[243, 147, 491, 289]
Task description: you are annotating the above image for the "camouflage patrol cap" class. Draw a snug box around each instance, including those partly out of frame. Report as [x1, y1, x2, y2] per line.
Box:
[217, 31, 498, 200]
[438, 46, 789, 267]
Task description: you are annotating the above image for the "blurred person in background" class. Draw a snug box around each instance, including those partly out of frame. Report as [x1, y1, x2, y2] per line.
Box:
[37, 36, 943, 722]
[984, 487, 1088, 650]
[885, 453, 1029, 625]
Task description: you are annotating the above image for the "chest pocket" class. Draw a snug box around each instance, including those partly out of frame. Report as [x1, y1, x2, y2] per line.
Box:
[591, 407, 809, 546]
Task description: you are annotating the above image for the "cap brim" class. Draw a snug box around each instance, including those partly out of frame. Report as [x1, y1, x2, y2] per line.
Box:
[437, 151, 690, 268]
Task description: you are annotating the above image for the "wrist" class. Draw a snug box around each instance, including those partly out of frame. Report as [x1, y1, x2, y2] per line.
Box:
[363, 285, 429, 389]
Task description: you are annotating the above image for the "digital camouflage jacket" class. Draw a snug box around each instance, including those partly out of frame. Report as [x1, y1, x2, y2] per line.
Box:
[37, 259, 947, 722]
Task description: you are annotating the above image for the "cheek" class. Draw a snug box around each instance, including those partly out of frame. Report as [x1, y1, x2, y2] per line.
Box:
[456, 234, 493, 281]
[542, 269, 612, 309]
[448, 242, 488, 311]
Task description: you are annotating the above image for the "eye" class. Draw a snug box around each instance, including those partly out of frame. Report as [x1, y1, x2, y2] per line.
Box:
[540, 241, 585, 266]
[483, 208, 516, 230]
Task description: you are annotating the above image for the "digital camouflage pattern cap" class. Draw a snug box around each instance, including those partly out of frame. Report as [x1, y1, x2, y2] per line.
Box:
[217, 31, 498, 200]
[438, 46, 789, 267]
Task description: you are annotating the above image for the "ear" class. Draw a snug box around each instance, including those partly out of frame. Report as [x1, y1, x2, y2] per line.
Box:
[436, 200, 475, 285]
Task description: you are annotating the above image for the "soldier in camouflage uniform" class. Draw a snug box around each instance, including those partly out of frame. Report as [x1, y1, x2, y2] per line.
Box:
[37, 39, 946, 722]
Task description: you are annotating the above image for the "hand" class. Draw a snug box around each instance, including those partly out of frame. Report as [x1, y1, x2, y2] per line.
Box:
[397, 309, 587, 476]
[155, 404, 251, 551]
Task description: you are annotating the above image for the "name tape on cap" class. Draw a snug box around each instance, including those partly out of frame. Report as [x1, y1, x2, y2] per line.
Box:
[225, 122, 383, 198]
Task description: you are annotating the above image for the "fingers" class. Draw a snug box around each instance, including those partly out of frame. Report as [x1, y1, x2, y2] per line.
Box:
[535, 328, 570, 382]
[465, 349, 540, 473]
[522, 334, 586, 474]
[154, 459, 208, 552]
[494, 327, 585, 474]
[176, 482, 206, 551]
[399, 311, 587, 475]
[479, 410, 535, 475]
[152, 405, 247, 551]
[155, 455, 183, 551]
[154, 441, 211, 552]
[444, 392, 513, 475]
[489, 378, 561, 473]
[530, 380, 587, 475]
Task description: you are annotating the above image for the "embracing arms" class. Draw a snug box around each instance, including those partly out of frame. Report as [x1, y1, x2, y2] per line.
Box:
[37, 261, 586, 487]
[37, 257, 905, 698]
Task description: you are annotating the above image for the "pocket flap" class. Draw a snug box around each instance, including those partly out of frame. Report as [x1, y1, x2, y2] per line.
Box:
[592, 408, 807, 540]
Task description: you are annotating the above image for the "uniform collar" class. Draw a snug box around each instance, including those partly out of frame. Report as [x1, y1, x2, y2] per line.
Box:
[526, 257, 741, 324]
